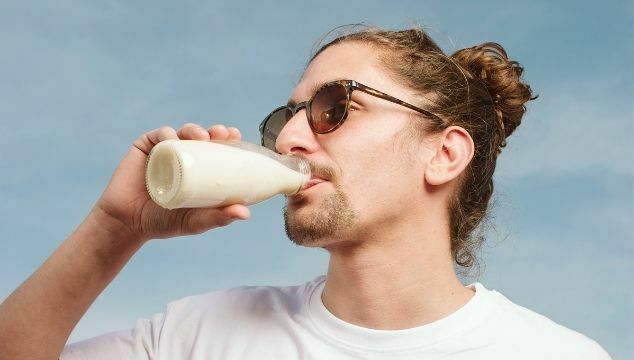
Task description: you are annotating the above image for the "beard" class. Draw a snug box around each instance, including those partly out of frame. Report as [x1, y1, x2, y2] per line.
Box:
[283, 185, 356, 247]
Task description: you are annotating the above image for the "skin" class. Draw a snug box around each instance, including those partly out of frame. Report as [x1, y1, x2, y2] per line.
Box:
[277, 42, 476, 329]
[0, 42, 476, 359]
[0, 124, 250, 359]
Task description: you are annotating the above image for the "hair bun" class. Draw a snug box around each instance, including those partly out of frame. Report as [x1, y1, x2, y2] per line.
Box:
[451, 42, 535, 144]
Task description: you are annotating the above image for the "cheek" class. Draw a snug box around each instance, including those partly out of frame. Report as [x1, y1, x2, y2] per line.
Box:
[323, 115, 422, 203]
[337, 144, 420, 210]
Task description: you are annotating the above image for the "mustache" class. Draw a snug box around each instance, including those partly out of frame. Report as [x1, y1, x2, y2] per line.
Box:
[295, 155, 335, 180]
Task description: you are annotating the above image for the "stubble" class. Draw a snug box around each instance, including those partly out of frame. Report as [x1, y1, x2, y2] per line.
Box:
[283, 185, 356, 247]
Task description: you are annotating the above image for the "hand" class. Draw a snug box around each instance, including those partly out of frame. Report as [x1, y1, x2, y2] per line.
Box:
[92, 123, 251, 243]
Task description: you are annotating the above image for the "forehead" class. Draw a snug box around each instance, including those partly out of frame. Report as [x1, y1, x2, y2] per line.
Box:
[290, 42, 406, 101]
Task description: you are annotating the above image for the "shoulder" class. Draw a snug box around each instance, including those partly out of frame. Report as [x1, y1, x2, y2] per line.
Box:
[476, 284, 612, 359]
[162, 276, 325, 322]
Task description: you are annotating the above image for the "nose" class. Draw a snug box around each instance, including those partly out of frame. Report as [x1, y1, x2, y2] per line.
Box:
[275, 108, 319, 155]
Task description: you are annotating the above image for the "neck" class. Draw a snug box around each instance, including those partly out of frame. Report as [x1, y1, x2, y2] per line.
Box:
[321, 214, 474, 330]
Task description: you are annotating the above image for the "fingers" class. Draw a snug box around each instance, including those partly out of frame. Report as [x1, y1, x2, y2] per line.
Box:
[150, 126, 179, 143]
[222, 204, 251, 220]
[176, 123, 242, 141]
[134, 124, 243, 156]
[208, 125, 242, 141]
[177, 123, 210, 141]
[133, 126, 179, 155]
[227, 127, 242, 141]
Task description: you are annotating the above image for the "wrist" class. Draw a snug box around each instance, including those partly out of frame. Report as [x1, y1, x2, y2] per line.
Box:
[84, 205, 147, 249]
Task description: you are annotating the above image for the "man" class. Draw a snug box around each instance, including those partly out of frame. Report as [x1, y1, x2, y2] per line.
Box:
[0, 26, 611, 359]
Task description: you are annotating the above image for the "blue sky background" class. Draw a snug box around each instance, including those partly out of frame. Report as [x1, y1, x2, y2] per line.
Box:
[1, 0, 632, 358]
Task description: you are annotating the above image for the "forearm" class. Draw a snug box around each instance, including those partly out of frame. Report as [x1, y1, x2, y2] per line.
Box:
[0, 207, 145, 360]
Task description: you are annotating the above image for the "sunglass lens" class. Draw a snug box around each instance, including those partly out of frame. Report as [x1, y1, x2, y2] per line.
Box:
[261, 107, 291, 151]
[311, 83, 348, 133]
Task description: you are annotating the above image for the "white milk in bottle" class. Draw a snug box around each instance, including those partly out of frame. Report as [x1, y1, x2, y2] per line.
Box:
[145, 140, 311, 209]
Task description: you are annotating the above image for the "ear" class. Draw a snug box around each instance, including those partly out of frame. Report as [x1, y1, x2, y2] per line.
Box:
[424, 126, 474, 186]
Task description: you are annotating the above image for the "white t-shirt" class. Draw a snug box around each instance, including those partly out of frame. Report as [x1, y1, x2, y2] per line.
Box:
[61, 276, 611, 359]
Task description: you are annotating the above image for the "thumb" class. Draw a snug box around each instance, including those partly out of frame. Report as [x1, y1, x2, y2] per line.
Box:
[184, 204, 251, 234]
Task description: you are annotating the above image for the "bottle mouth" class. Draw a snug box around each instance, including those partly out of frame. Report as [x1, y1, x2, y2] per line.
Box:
[295, 158, 311, 192]
[145, 141, 182, 209]
[283, 156, 311, 195]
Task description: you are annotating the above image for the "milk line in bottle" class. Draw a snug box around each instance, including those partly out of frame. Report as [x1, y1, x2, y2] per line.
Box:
[145, 140, 311, 209]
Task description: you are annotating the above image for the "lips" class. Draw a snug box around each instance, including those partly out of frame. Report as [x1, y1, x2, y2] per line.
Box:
[302, 176, 327, 190]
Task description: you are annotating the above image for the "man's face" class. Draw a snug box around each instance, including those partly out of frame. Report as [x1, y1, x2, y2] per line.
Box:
[276, 42, 431, 249]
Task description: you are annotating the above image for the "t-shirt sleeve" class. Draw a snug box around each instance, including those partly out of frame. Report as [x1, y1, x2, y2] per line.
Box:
[572, 336, 614, 360]
[60, 312, 165, 360]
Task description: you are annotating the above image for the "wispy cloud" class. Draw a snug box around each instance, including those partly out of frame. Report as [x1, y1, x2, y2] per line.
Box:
[2, 1, 632, 359]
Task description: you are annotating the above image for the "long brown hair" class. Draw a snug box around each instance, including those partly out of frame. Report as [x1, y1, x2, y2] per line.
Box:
[313, 26, 536, 271]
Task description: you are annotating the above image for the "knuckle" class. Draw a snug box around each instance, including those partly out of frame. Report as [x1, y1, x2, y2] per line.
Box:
[158, 126, 173, 134]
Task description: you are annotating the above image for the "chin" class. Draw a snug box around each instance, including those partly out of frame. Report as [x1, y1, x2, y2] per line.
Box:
[283, 206, 326, 247]
[283, 183, 357, 248]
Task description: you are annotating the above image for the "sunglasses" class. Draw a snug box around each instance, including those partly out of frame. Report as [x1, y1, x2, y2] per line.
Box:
[259, 79, 443, 151]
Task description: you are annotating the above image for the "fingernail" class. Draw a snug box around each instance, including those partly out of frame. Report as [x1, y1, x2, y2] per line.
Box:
[221, 216, 236, 226]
